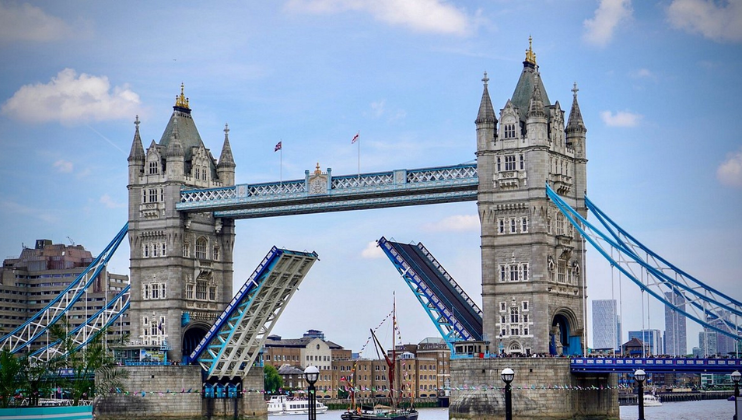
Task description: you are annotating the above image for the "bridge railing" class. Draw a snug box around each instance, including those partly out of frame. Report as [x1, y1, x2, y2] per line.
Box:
[570, 357, 742, 373]
[177, 163, 477, 212]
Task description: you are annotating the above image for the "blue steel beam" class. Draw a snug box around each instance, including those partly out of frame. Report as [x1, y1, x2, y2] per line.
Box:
[545, 184, 741, 341]
[378, 237, 482, 352]
[0, 224, 129, 354]
[28, 285, 131, 362]
[189, 246, 319, 379]
[176, 163, 477, 218]
[570, 357, 742, 374]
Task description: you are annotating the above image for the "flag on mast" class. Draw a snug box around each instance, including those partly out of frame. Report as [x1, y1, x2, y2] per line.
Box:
[352, 132, 359, 144]
[274, 141, 282, 152]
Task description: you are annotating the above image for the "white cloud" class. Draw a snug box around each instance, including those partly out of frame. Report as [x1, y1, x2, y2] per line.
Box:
[99, 194, 125, 209]
[631, 68, 654, 79]
[361, 241, 385, 258]
[1, 68, 141, 125]
[667, 0, 742, 43]
[285, 0, 473, 36]
[717, 147, 742, 188]
[0, 200, 58, 224]
[370, 100, 386, 118]
[583, 0, 633, 47]
[422, 214, 480, 232]
[53, 159, 73, 173]
[600, 110, 642, 127]
[0, 2, 73, 43]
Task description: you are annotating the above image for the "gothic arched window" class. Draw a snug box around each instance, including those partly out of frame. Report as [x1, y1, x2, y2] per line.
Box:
[195, 237, 207, 260]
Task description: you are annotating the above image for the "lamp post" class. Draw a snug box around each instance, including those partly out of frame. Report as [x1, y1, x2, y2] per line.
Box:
[732, 370, 741, 420]
[501, 368, 514, 420]
[634, 369, 646, 420]
[304, 365, 319, 420]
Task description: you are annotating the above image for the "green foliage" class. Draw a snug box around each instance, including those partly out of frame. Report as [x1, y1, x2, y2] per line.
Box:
[0, 349, 27, 408]
[47, 317, 128, 406]
[264, 364, 283, 393]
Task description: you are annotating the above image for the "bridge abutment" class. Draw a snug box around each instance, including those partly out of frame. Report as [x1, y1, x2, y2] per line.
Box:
[449, 358, 618, 420]
[95, 365, 265, 419]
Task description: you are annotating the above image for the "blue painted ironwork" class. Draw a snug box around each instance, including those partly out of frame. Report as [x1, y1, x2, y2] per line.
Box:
[188, 246, 319, 379]
[378, 236, 482, 352]
[176, 163, 477, 218]
[0, 224, 129, 354]
[28, 285, 131, 362]
[545, 184, 741, 341]
[570, 357, 742, 373]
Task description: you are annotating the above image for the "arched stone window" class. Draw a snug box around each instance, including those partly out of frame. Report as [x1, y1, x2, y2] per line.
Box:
[195, 237, 207, 260]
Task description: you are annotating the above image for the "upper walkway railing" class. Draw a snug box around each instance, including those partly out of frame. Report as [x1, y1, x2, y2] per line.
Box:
[570, 357, 742, 373]
[176, 163, 477, 218]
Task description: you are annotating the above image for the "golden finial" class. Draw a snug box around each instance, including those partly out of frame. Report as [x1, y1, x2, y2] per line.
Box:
[175, 83, 190, 109]
[525, 35, 537, 65]
[315, 162, 322, 175]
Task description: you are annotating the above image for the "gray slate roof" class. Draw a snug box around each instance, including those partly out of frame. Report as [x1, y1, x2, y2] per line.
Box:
[510, 63, 551, 123]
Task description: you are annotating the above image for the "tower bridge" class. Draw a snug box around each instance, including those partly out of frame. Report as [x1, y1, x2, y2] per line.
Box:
[2, 39, 741, 420]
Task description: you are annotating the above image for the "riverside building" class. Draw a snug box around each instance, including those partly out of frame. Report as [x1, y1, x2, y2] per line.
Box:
[0, 240, 130, 350]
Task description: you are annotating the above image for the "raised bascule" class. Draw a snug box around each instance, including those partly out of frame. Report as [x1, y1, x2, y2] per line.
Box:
[2, 40, 740, 420]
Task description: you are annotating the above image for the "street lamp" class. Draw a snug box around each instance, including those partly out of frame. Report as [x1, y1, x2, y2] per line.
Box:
[732, 370, 741, 420]
[304, 365, 319, 420]
[501, 368, 514, 420]
[634, 369, 646, 420]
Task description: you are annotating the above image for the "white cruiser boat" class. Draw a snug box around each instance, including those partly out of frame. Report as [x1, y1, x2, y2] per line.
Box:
[267, 395, 328, 415]
[643, 394, 662, 407]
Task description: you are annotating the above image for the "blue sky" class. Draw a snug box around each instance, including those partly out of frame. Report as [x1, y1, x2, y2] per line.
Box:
[1, 0, 741, 354]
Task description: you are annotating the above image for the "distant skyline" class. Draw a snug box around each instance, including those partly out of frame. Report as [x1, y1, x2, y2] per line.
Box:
[1, 1, 741, 353]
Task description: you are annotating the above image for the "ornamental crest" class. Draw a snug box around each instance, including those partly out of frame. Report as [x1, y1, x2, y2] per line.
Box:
[308, 163, 328, 195]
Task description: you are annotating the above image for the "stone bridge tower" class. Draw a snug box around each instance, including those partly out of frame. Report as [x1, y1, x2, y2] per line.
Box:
[476, 39, 588, 356]
[127, 85, 236, 361]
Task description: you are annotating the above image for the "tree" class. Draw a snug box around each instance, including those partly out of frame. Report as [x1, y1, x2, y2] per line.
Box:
[47, 318, 128, 406]
[264, 364, 283, 394]
[0, 349, 27, 408]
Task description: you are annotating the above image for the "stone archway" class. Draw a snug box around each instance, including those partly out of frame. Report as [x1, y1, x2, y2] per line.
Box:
[550, 309, 580, 356]
[182, 324, 209, 362]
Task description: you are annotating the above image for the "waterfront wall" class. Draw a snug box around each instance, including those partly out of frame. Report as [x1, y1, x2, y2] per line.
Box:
[449, 358, 619, 420]
[95, 365, 266, 419]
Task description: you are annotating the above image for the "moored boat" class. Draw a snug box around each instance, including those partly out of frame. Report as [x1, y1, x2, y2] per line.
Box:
[341, 296, 418, 420]
[643, 394, 662, 407]
[267, 395, 328, 415]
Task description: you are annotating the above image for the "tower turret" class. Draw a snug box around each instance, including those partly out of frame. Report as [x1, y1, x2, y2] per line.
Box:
[128, 115, 145, 184]
[166, 115, 185, 179]
[567, 82, 588, 201]
[217, 123, 236, 186]
[526, 74, 548, 145]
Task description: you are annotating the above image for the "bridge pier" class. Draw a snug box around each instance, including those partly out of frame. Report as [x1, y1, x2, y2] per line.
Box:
[450, 358, 619, 420]
[95, 365, 265, 419]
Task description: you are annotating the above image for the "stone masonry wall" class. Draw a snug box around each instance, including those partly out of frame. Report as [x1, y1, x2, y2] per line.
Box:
[450, 358, 618, 420]
[95, 366, 267, 419]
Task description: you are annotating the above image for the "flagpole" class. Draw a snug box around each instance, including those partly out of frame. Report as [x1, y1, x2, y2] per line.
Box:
[280, 140, 283, 187]
[357, 131, 360, 181]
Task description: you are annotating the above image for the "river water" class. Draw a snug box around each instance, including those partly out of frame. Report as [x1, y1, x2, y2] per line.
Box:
[270, 400, 734, 419]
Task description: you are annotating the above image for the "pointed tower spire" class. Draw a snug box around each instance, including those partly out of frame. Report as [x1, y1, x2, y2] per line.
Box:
[566, 82, 586, 134]
[218, 123, 236, 169]
[528, 73, 546, 119]
[128, 115, 145, 162]
[475, 72, 497, 125]
[217, 123, 236, 186]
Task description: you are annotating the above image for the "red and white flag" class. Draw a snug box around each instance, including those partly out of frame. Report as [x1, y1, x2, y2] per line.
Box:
[351, 132, 359, 144]
[274, 141, 282, 152]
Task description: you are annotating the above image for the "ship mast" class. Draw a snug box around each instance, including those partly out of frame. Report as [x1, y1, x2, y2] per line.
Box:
[370, 295, 397, 410]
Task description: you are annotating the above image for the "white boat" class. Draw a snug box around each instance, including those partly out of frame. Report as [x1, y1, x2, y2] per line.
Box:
[643, 394, 662, 407]
[267, 395, 328, 415]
